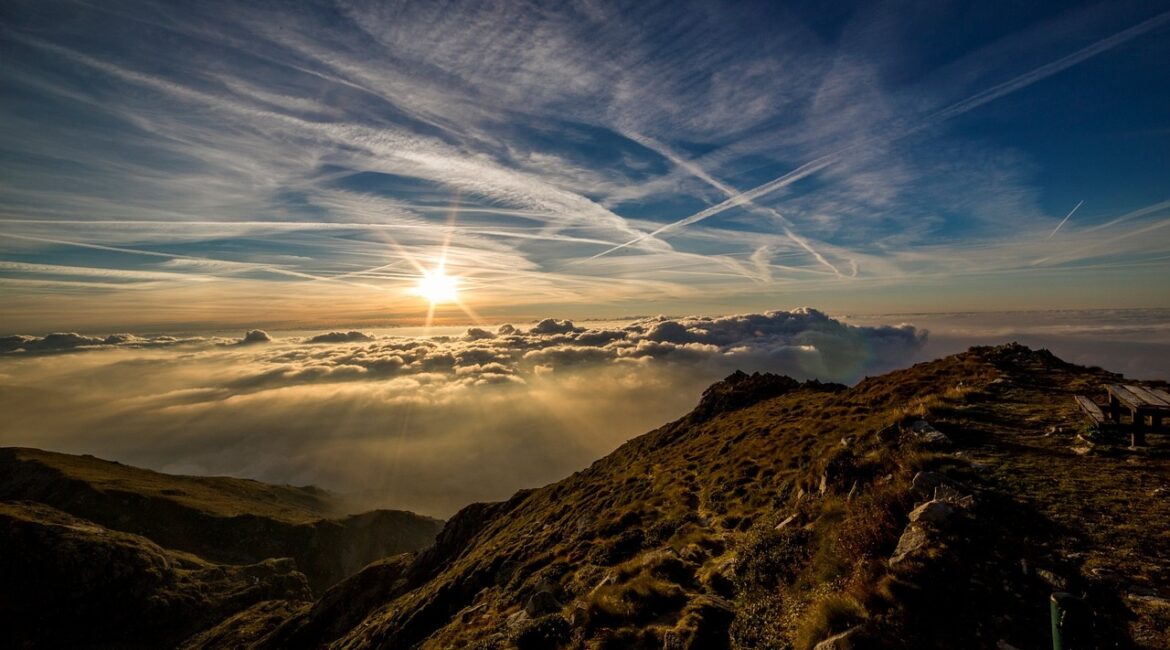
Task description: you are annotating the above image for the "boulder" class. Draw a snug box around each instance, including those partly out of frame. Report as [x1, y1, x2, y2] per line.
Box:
[907, 420, 951, 446]
[524, 589, 562, 618]
[890, 525, 930, 566]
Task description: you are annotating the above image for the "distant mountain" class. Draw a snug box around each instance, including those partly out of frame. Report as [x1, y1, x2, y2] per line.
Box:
[5, 344, 1169, 649]
[0, 447, 444, 594]
[182, 344, 1170, 649]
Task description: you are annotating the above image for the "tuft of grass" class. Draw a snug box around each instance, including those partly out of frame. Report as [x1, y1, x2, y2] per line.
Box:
[793, 594, 866, 650]
[734, 527, 810, 591]
[836, 484, 914, 566]
[513, 614, 571, 650]
[586, 574, 687, 626]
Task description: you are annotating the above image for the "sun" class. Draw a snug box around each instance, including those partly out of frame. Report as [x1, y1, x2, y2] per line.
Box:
[415, 267, 459, 304]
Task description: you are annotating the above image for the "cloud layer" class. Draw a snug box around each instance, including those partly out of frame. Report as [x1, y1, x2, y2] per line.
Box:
[5, 307, 1168, 517]
[0, 309, 924, 516]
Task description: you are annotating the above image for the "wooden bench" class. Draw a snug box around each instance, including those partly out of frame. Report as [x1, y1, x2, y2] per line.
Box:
[1152, 387, 1170, 405]
[1103, 383, 1170, 446]
[1074, 394, 1106, 427]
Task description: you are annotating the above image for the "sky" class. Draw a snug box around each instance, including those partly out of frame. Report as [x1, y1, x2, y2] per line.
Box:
[1, 0, 1168, 332]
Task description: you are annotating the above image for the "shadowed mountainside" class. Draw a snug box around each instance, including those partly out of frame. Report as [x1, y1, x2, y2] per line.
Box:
[0, 500, 312, 648]
[0, 448, 444, 594]
[182, 344, 1170, 649]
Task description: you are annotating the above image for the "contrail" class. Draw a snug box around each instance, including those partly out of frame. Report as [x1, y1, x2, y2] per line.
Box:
[0, 232, 384, 290]
[587, 153, 836, 260]
[589, 10, 1170, 261]
[1047, 200, 1084, 239]
[623, 132, 843, 277]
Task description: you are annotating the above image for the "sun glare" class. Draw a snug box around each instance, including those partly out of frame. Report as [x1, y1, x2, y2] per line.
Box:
[415, 267, 459, 304]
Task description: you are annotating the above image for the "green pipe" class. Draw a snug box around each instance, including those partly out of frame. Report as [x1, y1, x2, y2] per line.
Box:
[1050, 592, 1086, 650]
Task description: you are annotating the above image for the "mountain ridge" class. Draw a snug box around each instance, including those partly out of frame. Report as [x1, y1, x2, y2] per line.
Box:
[0, 447, 444, 594]
[3, 343, 1168, 649]
[182, 343, 1170, 649]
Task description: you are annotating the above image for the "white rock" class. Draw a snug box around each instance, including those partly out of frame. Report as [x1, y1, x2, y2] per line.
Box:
[890, 526, 930, 566]
[814, 627, 859, 650]
[909, 500, 954, 526]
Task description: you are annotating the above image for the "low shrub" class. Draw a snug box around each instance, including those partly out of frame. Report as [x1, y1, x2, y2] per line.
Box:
[513, 614, 571, 650]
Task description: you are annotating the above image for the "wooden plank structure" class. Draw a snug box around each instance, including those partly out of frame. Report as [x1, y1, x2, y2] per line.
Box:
[1073, 395, 1106, 427]
[1153, 388, 1170, 405]
[1103, 383, 1170, 446]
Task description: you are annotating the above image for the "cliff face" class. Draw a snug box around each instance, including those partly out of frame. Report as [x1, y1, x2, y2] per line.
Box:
[0, 448, 444, 593]
[6, 344, 1169, 649]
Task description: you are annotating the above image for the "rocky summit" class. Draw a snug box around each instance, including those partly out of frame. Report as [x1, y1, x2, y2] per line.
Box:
[3, 344, 1169, 649]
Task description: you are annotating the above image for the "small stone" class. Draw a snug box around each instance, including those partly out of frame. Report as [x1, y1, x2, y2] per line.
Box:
[908, 500, 954, 526]
[814, 627, 859, 650]
[908, 420, 952, 446]
[890, 525, 930, 566]
[1036, 568, 1068, 590]
[569, 603, 589, 627]
[1125, 593, 1170, 609]
[524, 589, 562, 617]
[1089, 567, 1118, 581]
[775, 514, 797, 530]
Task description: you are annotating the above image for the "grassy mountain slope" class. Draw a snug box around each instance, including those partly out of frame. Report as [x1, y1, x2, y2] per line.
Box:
[190, 344, 1170, 649]
[0, 447, 444, 593]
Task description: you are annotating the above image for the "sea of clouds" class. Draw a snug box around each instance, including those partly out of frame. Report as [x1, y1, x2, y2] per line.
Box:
[0, 308, 926, 517]
[4, 307, 1168, 517]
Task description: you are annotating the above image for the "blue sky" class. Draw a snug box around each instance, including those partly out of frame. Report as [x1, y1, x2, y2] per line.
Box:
[1, 0, 1168, 331]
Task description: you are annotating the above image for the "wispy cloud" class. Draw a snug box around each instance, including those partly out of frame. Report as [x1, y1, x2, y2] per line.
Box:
[589, 9, 1170, 260]
[1, 1, 1167, 329]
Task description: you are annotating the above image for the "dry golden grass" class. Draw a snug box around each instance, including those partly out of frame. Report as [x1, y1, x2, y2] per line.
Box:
[73, 343, 1170, 649]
